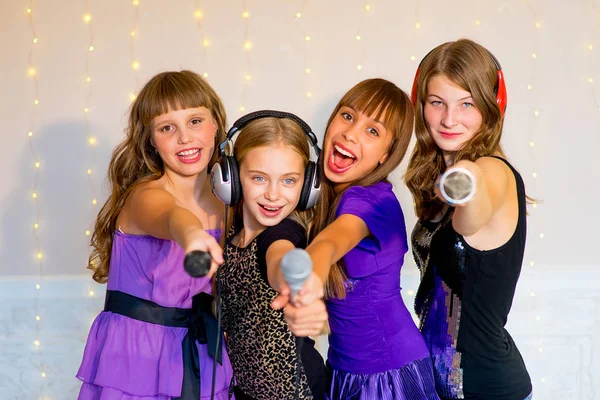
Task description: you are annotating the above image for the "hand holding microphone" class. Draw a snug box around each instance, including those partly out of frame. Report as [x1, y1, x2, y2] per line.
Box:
[183, 230, 224, 278]
[280, 249, 324, 306]
[278, 249, 328, 338]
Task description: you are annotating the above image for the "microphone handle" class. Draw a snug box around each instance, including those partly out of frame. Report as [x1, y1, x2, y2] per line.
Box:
[184, 250, 212, 277]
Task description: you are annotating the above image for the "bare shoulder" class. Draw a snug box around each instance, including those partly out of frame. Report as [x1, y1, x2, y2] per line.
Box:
[118, 180, 176, 234]
[474, 156, 511, 178]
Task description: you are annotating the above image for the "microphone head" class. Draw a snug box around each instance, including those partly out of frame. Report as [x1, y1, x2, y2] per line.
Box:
[440, 167, 476, 205]
[184, 250, 212, 277]
[280, 249, 313, 296]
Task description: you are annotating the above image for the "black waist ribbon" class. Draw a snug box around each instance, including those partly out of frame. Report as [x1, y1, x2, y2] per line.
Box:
[104, 290, 223, 399]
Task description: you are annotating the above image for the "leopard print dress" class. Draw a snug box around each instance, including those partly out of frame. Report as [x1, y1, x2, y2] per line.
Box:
[219, 228, 313, 400]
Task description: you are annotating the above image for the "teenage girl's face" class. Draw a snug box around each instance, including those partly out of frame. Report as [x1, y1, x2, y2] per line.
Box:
[424, 75, 483, 154]
[323, 106, 392, 188]
[239, 144, 305, 231]
[150, 106, 218, 177]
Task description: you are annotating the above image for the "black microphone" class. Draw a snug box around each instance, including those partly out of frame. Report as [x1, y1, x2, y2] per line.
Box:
[184, 250, 212, 277]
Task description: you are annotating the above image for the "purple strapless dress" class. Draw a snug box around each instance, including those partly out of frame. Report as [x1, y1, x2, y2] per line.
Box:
[77, 230, 234, 399]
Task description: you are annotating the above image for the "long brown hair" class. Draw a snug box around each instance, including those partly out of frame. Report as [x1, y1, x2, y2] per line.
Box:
[406, 39, 507, 221]
[225, 117, 314, 237]
[88, 70, 228, 283]
[310, 78, 415, 298]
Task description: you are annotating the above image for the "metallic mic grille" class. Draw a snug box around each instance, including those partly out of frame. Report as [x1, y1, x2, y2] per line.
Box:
[442, 171, 473, 201]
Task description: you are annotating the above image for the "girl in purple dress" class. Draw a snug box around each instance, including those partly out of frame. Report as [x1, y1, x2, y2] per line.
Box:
[77, 70, 235, 399]
[276, 79, 440, 400]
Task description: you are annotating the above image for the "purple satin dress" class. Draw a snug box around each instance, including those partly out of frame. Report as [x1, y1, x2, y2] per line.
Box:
[326, 182, 439, 400]
[77, 230, 235, 399]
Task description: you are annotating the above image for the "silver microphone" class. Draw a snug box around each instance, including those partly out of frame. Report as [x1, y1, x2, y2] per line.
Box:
[280, 249, 313, 297]
[440, 167, 476, 205]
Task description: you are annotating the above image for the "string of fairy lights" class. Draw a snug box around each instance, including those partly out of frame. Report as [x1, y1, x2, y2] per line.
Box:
[587, 6, 599, 115]
[354, 4, 370, 73]
[294, 0, 311, 110]
[239, 0, 252, 116]
[193, 0, 210, 81]
[83, 1, 98, 301]
[130, 0, 141, 102]
[25, 1, 47, 390]
[523, 0, 545, 386]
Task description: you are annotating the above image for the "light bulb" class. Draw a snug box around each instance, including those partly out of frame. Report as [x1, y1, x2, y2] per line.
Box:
[83, 13, 91, 23]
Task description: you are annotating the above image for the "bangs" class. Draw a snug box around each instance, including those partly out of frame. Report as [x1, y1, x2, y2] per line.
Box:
[342, 80, 406, 134]
[140, 72, 214, 125]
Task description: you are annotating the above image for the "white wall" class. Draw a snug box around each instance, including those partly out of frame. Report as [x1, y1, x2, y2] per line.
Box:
[0, 0, 599, 398]
[2, 0, 599, 276]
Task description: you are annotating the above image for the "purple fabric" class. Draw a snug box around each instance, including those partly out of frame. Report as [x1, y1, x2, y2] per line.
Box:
[326, 182, 431, 375]
[420, 269, 464, 399]
[326, 356, 439, 400]
[77, 230, 235, 399]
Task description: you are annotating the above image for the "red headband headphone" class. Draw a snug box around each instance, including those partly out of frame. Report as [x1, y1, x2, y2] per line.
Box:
[410, 48, 507, 118]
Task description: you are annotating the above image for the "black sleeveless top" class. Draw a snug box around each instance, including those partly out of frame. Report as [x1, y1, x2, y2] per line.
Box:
[411, 157, 532, 400]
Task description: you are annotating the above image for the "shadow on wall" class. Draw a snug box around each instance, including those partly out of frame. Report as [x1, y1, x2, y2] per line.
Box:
[0, 121, 112, 276]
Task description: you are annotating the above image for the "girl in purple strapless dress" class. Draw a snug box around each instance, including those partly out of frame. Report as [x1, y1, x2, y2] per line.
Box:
[77, 70, 235, 400]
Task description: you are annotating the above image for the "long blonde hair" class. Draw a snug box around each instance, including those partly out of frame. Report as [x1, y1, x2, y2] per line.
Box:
[405, 39, 506, 221]
[89, 70, 228, 283]
[310, 78, 415, 298]
[225, 117, 314, 237]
